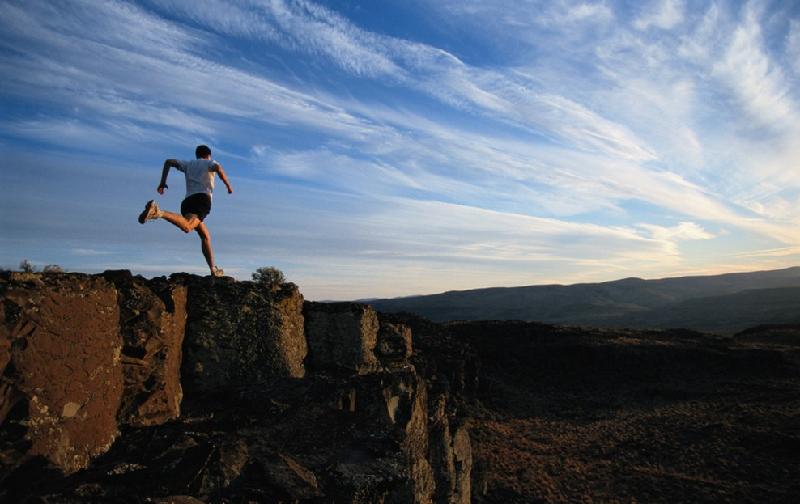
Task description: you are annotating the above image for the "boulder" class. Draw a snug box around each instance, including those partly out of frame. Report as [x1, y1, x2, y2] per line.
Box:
[304, 302, 380, 374]
[178, 276, 306, 395]
[196, 438, 251, 499]
[257, 451, 322, 500]
[0, 273, 123, 475]
[103, 270, 186, 427]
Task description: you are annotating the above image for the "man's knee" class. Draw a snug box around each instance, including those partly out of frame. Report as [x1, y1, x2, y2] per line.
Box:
[183, 215, 201, 233]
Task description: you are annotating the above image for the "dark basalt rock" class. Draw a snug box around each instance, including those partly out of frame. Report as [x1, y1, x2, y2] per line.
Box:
[6, 270, 797, 502]
[0, 272, 472, 503]
[304, 302, 381, 375]
[103, 270, 187, 427]
[377, 322, 414, 366]
[0, 272, 123, 476]
[175, 274, 307, 396]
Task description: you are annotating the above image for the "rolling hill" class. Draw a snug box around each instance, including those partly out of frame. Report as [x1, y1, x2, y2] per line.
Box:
[368, 267, 800, 332]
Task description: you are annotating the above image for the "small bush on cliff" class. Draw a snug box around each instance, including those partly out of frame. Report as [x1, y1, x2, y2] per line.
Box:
[14, 259, 64, 273]
[252, 266, 286, 287]
[16, 260, 64, 274]
[19, 259, 36, 273]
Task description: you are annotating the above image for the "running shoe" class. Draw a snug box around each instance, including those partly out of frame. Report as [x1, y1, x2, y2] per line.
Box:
[138, 200, 162, 224]
[212, 266, 224, 277]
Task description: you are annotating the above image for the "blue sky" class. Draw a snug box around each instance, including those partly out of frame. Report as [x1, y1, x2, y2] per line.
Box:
[1, 0, 799, 300]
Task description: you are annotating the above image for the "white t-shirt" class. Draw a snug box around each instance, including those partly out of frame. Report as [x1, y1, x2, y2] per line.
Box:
[176, 159, 219, 198]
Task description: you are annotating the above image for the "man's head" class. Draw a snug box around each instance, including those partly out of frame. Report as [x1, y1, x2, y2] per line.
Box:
[195, 145, 212, 159]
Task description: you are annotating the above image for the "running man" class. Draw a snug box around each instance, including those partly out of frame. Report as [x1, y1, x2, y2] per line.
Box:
[138, 145, 233, 277]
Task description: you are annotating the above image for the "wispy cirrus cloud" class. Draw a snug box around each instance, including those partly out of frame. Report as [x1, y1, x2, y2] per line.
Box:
[149, 0, 656, 161]
[2, 0, 799, 299]
[788, 20, 800, 75]
[634, 0, 685, 31]
[0, 0, 394, 144]
[713, 3, 797, 132]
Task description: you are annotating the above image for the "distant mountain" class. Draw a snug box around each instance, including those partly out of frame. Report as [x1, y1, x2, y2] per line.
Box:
[368, 267, 800, 332]
[611, 287, 800, 332]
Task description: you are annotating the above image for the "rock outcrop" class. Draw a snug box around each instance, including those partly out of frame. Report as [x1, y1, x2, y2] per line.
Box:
[103, 270, 186, 427]
[377, 321, 414, 368]
[6, 268, 798, 502]
[178, 275, 307, 394]
[429, 394, 472, 504]
[0, 272, 472, 504]
[0, 273, 123, 475]
[304, 302, 381, 374]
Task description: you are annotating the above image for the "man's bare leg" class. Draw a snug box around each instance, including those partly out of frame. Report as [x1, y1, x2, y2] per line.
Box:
[140, 201, 221, 276]
[160, 211, 201, 233]
[195, 222, 216, 274]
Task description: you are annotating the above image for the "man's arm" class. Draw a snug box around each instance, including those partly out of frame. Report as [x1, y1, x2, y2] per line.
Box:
[214, 163, 234, 194]
[158, 159, 181, 194]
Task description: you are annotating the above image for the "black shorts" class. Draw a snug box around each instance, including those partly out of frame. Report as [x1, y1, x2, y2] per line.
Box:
[180, 193, 212, 221]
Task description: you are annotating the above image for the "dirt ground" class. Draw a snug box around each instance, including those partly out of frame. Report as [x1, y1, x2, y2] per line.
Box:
[453, 323, 800, 503]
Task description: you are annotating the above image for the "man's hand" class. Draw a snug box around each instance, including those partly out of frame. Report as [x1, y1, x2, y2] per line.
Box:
[159, 159, 179, 194]
[215, 163, 234, 195]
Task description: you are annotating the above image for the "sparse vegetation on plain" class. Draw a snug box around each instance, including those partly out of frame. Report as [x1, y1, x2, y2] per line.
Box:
[13, 260, 64, 274]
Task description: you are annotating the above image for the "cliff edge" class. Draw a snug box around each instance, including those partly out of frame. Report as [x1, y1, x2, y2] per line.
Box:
[0, 271, 471, 503]
[3, 271, 799, 503]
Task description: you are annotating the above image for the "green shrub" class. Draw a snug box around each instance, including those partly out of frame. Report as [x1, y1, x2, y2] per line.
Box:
[252, 266, 286, 286]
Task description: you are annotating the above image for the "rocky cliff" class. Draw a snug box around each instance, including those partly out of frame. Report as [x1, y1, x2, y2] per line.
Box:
[3, 272, 799, 503]
[0, 271, 471, 503]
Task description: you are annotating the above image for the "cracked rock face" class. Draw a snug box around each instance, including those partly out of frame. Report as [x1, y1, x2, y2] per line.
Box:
[0, 273, 123, 475]
[0, 272, 472, 503]
[102, 270, 187, 427]
[177, 276, 307, 395]
[304, 302, 381, 375]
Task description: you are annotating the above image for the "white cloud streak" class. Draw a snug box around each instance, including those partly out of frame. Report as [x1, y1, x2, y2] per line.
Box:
[713, 3, 797, 131]
[634, 0, 685, 31]
[2, 0, 799, 298]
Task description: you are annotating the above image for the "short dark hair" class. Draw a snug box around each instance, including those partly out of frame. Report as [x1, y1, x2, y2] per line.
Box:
[195, 145, 212, 159]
